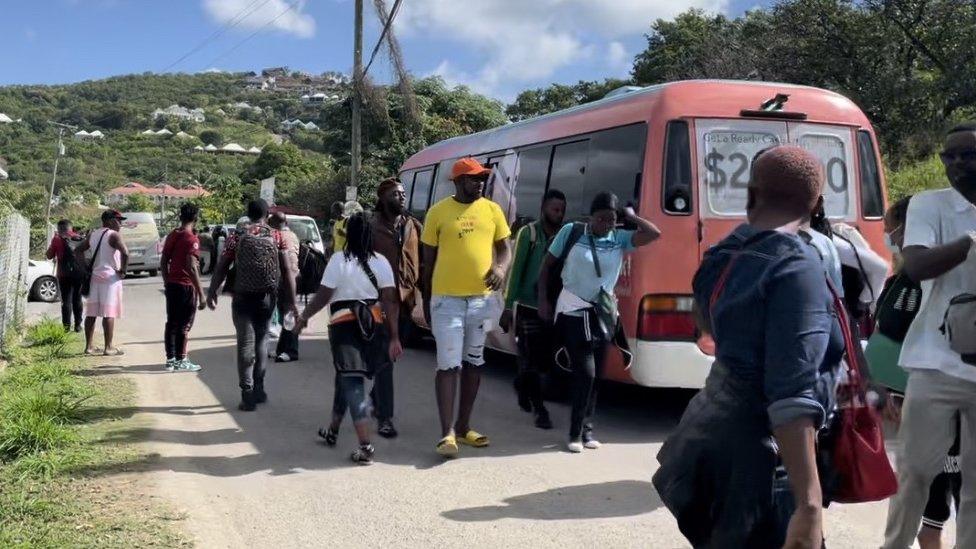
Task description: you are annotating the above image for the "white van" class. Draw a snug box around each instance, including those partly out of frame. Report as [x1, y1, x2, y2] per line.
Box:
[120, 212, 162, 276]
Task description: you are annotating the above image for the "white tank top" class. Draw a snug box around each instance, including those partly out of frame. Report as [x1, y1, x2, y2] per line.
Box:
[89, 228, 121, 280]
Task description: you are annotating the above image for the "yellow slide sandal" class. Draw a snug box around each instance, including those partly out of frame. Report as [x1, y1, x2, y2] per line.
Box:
[436, 435, 459, 458]
[458, 430, 490, 448]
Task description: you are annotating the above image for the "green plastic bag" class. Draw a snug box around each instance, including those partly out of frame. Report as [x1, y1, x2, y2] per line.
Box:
[865, 332, 908, 393]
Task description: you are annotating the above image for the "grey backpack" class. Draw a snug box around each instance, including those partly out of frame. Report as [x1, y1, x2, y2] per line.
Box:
[941, 293, 976, 365]
[233, 224, 280, 294]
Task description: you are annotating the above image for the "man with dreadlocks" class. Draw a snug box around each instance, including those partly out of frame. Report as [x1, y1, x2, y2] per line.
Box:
[368, 177, 423, 439]
[296, 213, 403, 466]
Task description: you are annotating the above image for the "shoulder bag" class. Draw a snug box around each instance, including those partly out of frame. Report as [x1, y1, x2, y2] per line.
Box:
[81, 230, 109, 297]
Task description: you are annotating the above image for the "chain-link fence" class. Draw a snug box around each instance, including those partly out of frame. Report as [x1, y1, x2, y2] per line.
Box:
[0, 210, 30, 348]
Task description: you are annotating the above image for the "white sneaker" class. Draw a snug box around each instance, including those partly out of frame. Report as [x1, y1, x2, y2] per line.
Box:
[584, 439, 602, 450]
[567, 440, 584, 453]
[276, 353, 292, 363]
[165, 358, 177, 371]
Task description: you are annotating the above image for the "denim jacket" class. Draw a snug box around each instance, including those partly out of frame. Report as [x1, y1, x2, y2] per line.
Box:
[653, 224, 843, 547]
[695, 224, 843, 429]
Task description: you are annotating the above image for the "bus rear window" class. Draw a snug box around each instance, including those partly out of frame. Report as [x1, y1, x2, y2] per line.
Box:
[663, 120, 692, 214]
[410, 168, 434, 215]
[857, 130, 885, 218]
[696, 119, 856, 219]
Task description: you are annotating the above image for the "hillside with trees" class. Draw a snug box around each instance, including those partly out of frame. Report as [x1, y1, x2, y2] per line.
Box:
[0, 71, 505, 243]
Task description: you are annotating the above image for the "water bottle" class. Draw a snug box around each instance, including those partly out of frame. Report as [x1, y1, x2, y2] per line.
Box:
[282, 311, 296, 331]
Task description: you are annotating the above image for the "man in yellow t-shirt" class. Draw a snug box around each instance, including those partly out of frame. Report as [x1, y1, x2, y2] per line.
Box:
[421, 157, 511, 458]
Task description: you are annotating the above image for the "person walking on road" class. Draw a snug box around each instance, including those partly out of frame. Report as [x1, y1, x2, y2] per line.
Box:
[421, 157, 512, 458]
[653, 146, 843, 548]
[207, 199, 300, 412]
[538, 192, 660, 452]
[330, 201, 363, 256]
[369, 177, 423, 439]
[46, 218, 85, 332]
[500, 189, 567, 430]
[161, 203, 206, 372]
[295, 213, 403, 465]
[269, 212, 301, 363]
[74, 209, 130, 356]
[882, 124, 976, 549]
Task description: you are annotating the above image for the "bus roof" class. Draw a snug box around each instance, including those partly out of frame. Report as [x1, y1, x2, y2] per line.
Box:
[401, 79, 872, 171]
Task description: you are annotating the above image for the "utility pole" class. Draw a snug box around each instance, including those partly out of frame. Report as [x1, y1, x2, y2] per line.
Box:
[46, 121, 77, 232]
[349, 0, 363, 200]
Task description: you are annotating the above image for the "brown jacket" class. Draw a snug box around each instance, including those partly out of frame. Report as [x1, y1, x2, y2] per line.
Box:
[370, 213, 422, 310]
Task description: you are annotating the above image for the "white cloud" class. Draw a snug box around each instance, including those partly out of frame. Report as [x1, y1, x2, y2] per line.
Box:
[202, 0, 316, 38]
[400, 0, 726, 97]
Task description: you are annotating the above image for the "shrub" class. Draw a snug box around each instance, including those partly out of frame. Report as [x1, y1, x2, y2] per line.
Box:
[26, 318, 69, 348]
[886, 154, 948, 202]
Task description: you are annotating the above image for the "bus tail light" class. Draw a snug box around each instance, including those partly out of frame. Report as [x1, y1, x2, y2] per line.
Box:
[638, 295, 697, 341]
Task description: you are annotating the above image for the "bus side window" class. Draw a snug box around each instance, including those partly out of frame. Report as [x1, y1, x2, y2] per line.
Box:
[857, 130, 884, 218]
[431, 159, 456, 205]
[663, 120, 692, 214]
[410, 168, 435, 218]
[513, 145, 552, 226]
[584, 123, 647, 218]
[550, 140, 590, 218]
[401, 169, 416, 207]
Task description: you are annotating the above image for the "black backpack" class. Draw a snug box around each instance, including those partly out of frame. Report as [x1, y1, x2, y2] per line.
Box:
[297, 243, 328, 296]
[60, 236, 85, 281]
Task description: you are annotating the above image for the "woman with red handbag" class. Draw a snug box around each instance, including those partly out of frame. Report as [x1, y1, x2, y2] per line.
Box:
[654, 146, 851, 548]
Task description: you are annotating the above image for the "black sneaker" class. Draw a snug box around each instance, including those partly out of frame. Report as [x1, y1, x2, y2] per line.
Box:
[318, 426, 338, 447]
[239, 390, 257, 412]
[377, 419, 398, 439]
[351, 443, 374, 466]
[534, 407, 553, 430]
[514, 377, 532, 413]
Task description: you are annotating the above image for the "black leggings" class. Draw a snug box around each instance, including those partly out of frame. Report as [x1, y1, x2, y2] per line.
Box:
[557, 313, 607, 440]
[58, 277, 83, 329]
[164, 283, 198, 360]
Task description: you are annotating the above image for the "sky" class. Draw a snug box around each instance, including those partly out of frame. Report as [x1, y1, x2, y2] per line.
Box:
[2, 0, 770, 102]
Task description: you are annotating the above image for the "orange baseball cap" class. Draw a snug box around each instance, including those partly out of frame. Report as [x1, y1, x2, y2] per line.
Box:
[451, 157, 491, 181]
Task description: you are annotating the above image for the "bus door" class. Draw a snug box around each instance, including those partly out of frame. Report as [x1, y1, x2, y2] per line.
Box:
[695, 119, 788, 257]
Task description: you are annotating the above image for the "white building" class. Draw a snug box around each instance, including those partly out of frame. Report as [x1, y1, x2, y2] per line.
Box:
[247, 146, 262, 155]
[220, 143, 247, 154]
[155, 128, 173, 136]
[152, 104, 206, 123]
[301, 92, 328, 105]
[0, 166, 8, 180]
[282, 119, 319, 131]
[0, 113, 13, 124]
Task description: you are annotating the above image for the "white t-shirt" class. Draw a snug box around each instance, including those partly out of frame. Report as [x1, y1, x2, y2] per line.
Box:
[899, 188, 976, 383]
[320, 252, 395, 302]
[831, 223, 890, 310]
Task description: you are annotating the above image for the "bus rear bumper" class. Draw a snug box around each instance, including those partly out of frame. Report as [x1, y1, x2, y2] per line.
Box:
[628, 340, 713, 389]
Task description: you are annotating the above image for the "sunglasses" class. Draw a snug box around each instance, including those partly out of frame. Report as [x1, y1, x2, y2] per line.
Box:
[939, 150, 976, 163]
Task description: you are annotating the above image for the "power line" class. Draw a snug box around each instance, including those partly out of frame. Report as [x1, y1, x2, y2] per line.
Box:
[203, 0, 303, 70]
[362, 0, 404, 78]
[160, 0, 274, 73]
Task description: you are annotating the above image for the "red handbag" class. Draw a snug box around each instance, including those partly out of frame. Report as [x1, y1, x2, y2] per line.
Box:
[828, 282, 899, 503]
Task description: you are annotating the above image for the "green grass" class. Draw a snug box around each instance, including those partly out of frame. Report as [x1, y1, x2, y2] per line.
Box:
[886, 154, 949, 202]
[0, 322, 189, 548]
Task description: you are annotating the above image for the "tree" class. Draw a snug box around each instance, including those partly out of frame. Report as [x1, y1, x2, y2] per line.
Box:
[198, 174, 244, 224]
[199, 130, 222, 146]
[121, 193, 154, 213]
[506, 78, 631, 121]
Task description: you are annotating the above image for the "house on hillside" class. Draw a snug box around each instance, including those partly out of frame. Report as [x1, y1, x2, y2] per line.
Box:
[0, 113, 13, 124]
[282, 119, 319, 131]
[301, 92, 328, 105]
[220, 143, 247, 154]
[152, 104, 205, 123]
[74, 130, 103, 140]
[247, 146, 262, 155]
[262, 67, 289, 78]
[105, 181, 210, 206]
[155, 128, 173, 136]
[0, 158, 8, 180]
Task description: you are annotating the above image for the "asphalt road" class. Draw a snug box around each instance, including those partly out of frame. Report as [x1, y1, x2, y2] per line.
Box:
[28, 276, 946, 548]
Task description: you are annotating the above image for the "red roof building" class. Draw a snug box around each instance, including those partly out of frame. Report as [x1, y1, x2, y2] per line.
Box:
[106, 182, 210, 205]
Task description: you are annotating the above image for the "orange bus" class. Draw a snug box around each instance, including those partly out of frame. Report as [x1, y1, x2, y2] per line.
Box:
[398, 79, 889, 389]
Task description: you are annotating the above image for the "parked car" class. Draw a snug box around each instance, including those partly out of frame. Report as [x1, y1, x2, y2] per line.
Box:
[26, 259, 59, 302]
[236, 215, 324, 253]
[119, 212, 161, 276]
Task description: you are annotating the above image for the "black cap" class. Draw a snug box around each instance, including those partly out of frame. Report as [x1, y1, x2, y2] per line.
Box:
[101, 209, 127, 222]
